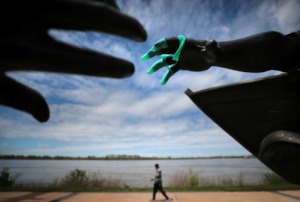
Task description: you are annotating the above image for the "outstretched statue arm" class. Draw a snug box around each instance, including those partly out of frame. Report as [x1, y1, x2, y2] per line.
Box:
[0, 0, 147, 122]
[217, 31, 300, 72]
[142, 30, 300, 84]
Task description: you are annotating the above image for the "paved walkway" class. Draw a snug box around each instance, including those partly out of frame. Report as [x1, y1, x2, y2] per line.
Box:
[1, 191, 300, 202]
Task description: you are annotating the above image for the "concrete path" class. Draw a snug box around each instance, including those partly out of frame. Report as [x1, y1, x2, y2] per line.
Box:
[1, 191, 300, 202]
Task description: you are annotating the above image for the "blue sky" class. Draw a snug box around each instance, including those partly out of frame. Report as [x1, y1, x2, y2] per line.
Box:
[1, 0, 300, 157]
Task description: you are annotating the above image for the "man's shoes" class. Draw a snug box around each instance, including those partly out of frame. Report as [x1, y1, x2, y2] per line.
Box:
[150, 198, 172, 202]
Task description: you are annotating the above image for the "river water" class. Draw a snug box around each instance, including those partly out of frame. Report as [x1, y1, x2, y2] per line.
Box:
[0, 158, 272, 187]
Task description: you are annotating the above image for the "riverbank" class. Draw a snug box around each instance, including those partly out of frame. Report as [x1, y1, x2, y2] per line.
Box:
[1, 191, 300, 202]
[2, 168, 300, 195]
[2, 167, 300, 192]
[2, 183, 300, 192]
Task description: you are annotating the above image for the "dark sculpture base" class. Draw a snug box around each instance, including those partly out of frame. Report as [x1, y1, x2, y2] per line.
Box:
[185, 71, 300, 184]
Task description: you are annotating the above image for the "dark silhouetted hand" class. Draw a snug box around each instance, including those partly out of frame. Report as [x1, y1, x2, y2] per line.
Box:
[0, 0, 147, 122]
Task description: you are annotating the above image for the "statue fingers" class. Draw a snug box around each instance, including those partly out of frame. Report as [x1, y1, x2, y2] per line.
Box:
[147, 54, 175, 74]
[141, 37, 167, 61]
[44, 0, 147, 42]
[141, 37, 181, 61]
[1, 0, 146, 42]
[0, 74, 50, 122]
[160, 63, 180, 85]
[1, 34, 135, 78]
[142, 35, 185, 85]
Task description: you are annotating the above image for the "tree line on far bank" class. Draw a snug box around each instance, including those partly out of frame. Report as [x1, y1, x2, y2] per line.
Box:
[0, 154, 254, 160]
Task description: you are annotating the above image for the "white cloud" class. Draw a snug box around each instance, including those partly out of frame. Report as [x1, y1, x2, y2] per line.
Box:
[37, 143, 49, 148]
[1, 123, 246, 157]
[258, 0, 300, 32]
[212, 26, 231, 40]
[276, 0, 300, 31]
[1, 143, 8, 147]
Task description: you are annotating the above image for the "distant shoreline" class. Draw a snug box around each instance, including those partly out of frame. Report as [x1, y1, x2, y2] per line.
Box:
[0, 154, 254, 160]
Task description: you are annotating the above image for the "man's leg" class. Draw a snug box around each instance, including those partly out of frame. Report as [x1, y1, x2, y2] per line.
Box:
[158, 182, 169, 200]
[153, 183, 158, 200]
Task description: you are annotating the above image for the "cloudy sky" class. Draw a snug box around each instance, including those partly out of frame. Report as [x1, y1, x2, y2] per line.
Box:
[1, 0, 299, 157]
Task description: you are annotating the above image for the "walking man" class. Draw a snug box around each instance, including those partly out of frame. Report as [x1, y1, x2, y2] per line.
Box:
[151, 164, 170, 201]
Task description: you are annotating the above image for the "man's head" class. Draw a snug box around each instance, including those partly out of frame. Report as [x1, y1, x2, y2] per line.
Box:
[155, 164, 159, 169]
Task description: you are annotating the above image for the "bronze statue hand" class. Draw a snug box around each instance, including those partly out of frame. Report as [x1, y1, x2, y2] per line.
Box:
[142, 31, 300, 85]
[0, 0, 147, 122]
[142, 36, 222, 84]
